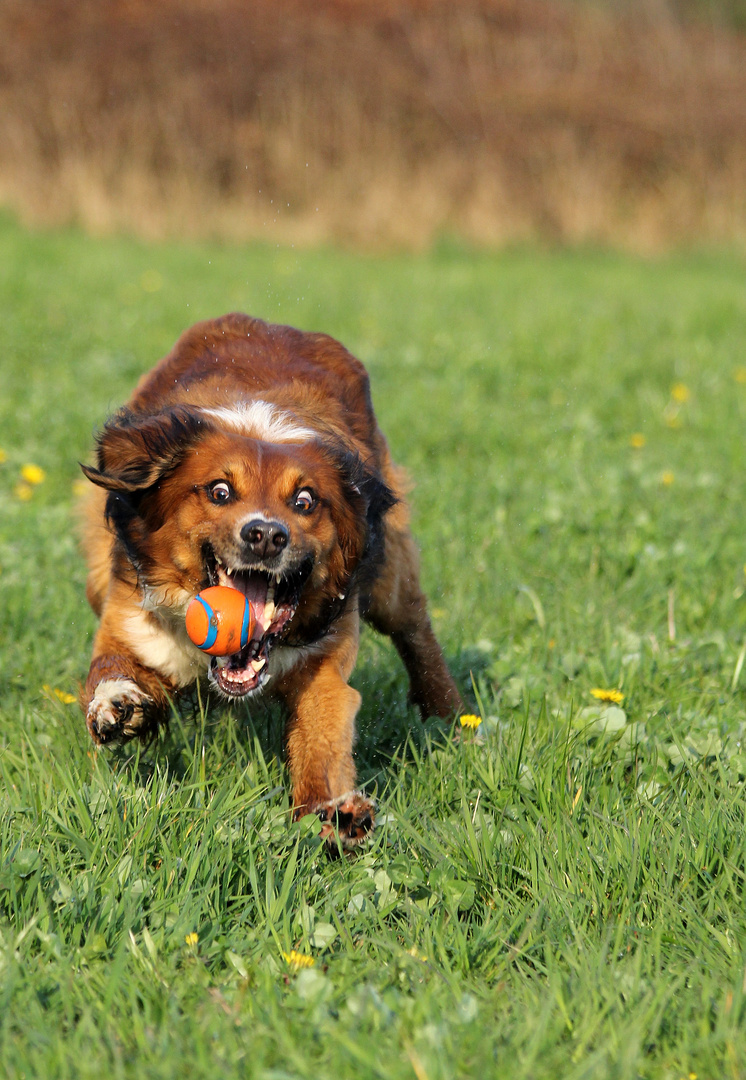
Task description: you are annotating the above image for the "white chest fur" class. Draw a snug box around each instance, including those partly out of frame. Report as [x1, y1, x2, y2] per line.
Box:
[122, 607, 209, 687]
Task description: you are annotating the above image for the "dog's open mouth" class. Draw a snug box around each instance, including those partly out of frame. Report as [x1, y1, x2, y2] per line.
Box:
[203, 548, 311, 697]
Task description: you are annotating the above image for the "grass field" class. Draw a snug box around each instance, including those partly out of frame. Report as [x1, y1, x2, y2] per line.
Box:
[2, 215, 746, 1078]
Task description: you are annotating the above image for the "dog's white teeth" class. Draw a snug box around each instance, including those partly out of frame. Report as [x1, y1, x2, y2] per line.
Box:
[225, 566, 233, 577]
[264, 584, 276, 624]
[216, 556, 223, 566]
[338, 592, 346, 601]
[250, 658, 266, 673]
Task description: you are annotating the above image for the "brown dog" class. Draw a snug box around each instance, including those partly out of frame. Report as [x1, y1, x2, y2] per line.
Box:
[80, 313, 462, 847]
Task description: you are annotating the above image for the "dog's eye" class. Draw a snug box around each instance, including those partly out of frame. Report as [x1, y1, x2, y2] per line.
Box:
[208, 480, 233, 505]
[293, 488, 316, 514]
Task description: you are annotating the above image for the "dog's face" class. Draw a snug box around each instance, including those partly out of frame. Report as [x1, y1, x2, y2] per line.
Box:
[83, 407, 391, 697]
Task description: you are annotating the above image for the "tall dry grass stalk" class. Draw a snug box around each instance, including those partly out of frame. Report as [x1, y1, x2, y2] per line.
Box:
[1, 0, 745, 251]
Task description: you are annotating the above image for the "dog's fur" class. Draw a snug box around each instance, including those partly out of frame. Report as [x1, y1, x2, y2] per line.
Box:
[80, 313, 462, 846]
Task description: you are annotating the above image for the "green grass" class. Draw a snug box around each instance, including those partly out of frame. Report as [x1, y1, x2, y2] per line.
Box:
[3, 215, 746, 1077]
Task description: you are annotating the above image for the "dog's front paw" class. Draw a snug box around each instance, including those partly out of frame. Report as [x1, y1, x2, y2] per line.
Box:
[313, 791, 375, 850]
[86, 678, 154, 744]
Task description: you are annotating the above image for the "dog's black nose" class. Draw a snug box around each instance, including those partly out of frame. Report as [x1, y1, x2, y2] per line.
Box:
[240, 518, 289, 560]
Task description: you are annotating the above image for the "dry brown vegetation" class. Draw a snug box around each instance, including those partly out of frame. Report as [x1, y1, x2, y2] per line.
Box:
[1, 0, 745, 251]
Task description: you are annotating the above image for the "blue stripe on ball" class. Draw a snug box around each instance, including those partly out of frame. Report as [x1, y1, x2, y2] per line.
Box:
[240, 596, 252, 649]
[196, 595, 218, 651]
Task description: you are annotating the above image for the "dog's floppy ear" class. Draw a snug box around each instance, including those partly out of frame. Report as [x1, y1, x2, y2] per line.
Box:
[81, 406, 208, 492]
[350, 465, 397, 551]
[326, 445, 397, 567]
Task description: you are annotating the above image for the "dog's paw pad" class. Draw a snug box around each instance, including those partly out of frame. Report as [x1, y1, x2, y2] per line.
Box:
[87, 679, 152, 744]
[316, 791, 375, 850]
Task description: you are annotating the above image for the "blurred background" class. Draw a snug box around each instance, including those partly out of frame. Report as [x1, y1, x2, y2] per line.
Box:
[0, 0, 745, 253]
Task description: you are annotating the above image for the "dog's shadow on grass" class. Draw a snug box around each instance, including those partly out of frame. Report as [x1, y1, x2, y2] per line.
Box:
[107, 632, 484, 796]
[352, 636, 488, 784]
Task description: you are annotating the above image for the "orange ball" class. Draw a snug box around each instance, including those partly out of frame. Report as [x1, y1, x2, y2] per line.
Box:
[185, 586, 255, 656]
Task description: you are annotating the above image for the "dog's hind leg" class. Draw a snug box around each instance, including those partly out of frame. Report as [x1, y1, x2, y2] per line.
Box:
[364, 499, 463, 721]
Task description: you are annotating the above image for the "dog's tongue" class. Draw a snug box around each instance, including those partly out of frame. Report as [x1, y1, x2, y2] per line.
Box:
[219, 569, 275, 636]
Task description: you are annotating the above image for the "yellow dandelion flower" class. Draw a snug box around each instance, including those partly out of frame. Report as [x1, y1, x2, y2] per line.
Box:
[43, 685, 77, 705]
[72, 477, 89, 497]
[14, 482, 33, 501]
[282, 950, 315, 969]
[629, 433, 646, 449]
[459, 714, 482, 729]
[661, 470, 675, 486]
[734, 368, 746, 384]
[0, 448, 7, 464]
[671, 383, 691, 403]
[185, 932, 199, 947]
[590, 688, 624, 705]
[21, 463, 46, 485]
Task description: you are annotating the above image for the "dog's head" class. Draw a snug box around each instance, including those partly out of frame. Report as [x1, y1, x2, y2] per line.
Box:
[82, 405, 395, 696]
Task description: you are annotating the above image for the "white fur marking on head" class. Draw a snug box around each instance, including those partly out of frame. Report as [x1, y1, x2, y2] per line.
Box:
[201, 401, 316, 444]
